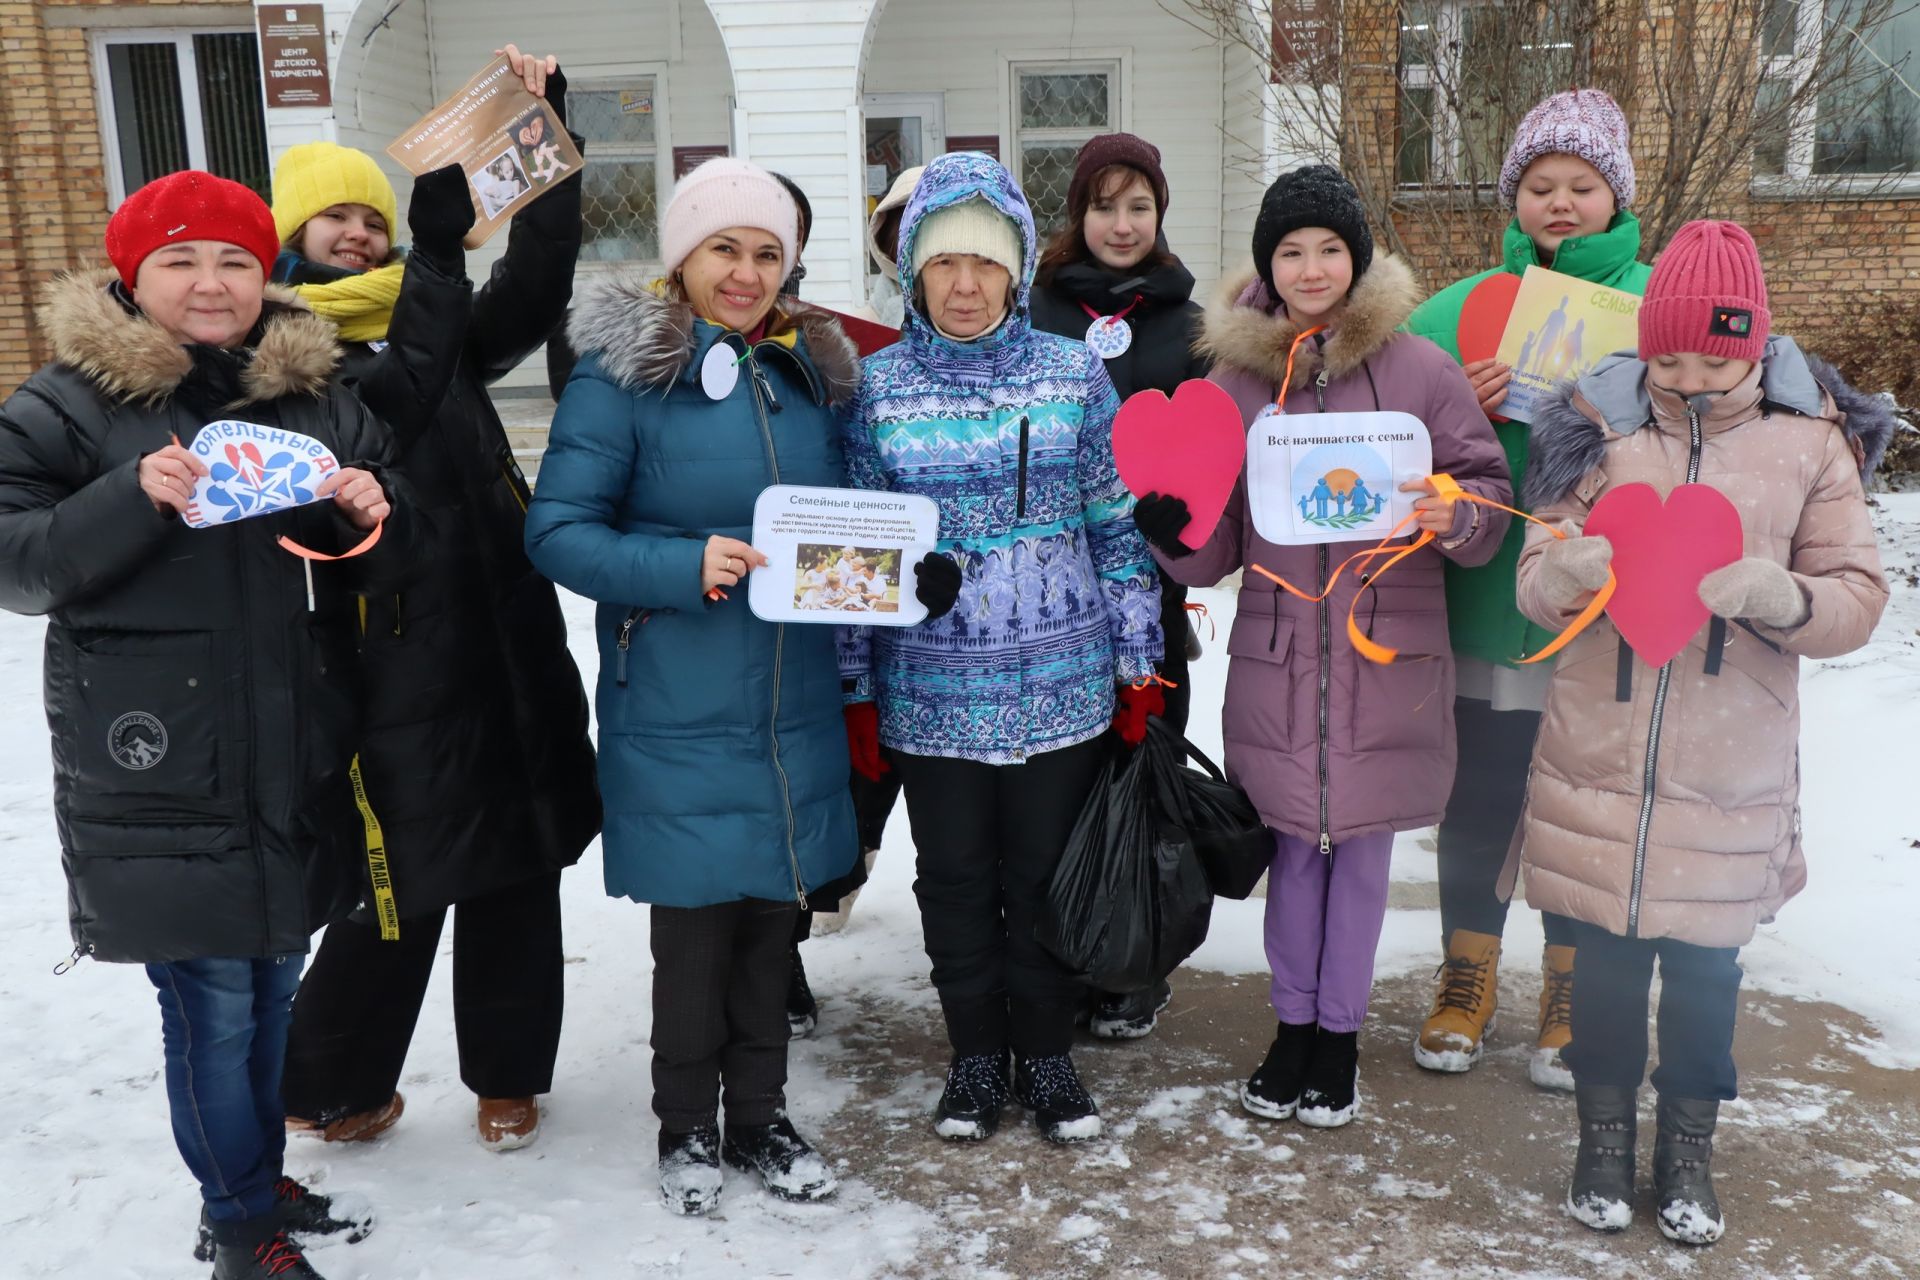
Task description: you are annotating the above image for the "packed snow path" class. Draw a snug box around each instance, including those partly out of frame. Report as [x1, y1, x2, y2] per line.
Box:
[5, 499, 1919, 1279]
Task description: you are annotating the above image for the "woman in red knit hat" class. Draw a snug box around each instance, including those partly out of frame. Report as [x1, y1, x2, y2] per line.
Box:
[1515, 219, 1891, 1246]
[0, 169, 422, 1278]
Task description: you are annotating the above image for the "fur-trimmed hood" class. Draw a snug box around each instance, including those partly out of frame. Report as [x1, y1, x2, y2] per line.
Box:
[1196, 255, 1422, 390]
[1525, 336, 1899, 507]
[40, 269, 340, 407]
[565, 268, 860, 406]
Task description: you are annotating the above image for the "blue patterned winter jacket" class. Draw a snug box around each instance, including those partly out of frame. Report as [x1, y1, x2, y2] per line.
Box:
[839, 153, 1163, 764]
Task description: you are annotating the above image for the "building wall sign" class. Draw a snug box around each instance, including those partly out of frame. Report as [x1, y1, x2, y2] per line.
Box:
[258, 5, 331, 108]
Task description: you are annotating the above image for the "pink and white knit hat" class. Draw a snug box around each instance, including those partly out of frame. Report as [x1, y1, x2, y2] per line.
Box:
[1638, 220, 1771, 363]
[1498, 89, 1635, 210]
[660, 157, 797, 277]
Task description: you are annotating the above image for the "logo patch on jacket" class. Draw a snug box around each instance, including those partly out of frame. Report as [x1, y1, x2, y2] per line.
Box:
[107, 712, 168, 770]
[1709, 308, 1753, 338]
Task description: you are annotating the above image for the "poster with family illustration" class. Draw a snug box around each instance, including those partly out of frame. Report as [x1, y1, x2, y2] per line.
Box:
[1494, 265, 1642, 422]
[748, 485, 940, 627]
[1245, 410, 1433, 546]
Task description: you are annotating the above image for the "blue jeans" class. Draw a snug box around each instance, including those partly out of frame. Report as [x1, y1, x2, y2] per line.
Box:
[146, 955, 301, 1223]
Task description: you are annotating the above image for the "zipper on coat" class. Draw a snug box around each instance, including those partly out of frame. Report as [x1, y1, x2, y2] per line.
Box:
[746, 353, 807, 908]
[1314, 368, 1333, 857]
[1626, 406, 1705, 936]
[614, 608, 644, 686]
[1015, 415, 1030, 520]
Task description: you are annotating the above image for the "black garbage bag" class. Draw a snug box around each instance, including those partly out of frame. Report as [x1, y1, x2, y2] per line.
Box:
[1038, 731, 1214, 992]
[1148, 719, 1271, 900]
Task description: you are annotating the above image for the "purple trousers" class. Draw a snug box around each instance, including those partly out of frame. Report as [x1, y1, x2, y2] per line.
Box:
[1264, 830, 1396, 1033]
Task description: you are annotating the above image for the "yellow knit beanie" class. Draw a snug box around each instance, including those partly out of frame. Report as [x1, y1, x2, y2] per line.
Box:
[270, 142, 400, 246]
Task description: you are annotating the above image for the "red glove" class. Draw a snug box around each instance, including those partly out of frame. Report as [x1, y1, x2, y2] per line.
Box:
[1112, 682, 1165, 747]
[844, 702, 889, 782]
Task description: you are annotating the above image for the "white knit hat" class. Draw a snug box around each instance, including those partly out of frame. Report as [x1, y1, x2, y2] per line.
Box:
[910, 198, 1022, 280]
[660, 158, 797, 276]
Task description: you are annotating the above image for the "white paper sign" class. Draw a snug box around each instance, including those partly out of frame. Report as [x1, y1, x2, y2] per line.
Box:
[1246, 410, 1433, 545]
[181, 420, 340, 529]
[748, 484, 941, 627]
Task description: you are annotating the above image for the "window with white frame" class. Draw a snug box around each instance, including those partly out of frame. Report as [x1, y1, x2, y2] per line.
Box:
[568, 77, 666, 263]
[93, 29, 269, 206]
[1010, 62, 1119, 235]
[1396, 3, 1577, 187]
[1755, 0, 1920, 181]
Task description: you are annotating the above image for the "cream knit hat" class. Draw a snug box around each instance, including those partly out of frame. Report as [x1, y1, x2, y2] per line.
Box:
[660, 158, 797, 276]
[910, 198, 1022, 280]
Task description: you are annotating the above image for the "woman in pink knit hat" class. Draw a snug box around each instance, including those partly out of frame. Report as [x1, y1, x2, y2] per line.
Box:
[1514, 219, 1891, 1246]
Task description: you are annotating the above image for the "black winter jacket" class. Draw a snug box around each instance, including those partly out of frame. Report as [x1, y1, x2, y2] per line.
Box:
[0, 273, 422, 964]
[303, 161, 599, 919]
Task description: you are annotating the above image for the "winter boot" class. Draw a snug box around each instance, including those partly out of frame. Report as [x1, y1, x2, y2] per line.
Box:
[933, 1049, 1011, 1142]
[285, 1092, 404, 1144]
[1654, 1096, 1725, 1245]
[1296, 1029, 1361, 1128]
[1566, 1084, 1638, 1232]
[1414, 929, 1501, 1072]
[1089, 978, 1173, 1040]
[659, 1125, 724, 1217]
[209, 1214, 326, 1279]
[722, 1114, 838, 1202]
[787, 945, 818, 1040]
[195, 1177, 374, 1261]
[1013, 1053, 1103, 1143]
[477, 1096, 540, 1151]
[1531, 944, 1576, 1092]
[1241, 1020, 1317, 1121]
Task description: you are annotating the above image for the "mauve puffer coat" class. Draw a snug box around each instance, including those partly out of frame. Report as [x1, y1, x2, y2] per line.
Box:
[1511, 341, 1891, 948]
[1160, 258, 1512, 846]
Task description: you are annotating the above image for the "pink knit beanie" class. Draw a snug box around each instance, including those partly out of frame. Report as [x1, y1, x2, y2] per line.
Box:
[1638, 220, 1771, 363]
[660, 158, 797, 278]
[1499, 89, 1635, 209]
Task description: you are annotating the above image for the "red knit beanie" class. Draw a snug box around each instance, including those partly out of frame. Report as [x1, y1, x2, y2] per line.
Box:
[1066, 133, 1170, 218]
[1638, 219, 1771, 363]
[105, 170, 280, 289]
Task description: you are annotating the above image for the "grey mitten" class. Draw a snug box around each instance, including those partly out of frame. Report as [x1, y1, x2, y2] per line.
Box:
[1698, 558, 1809, 628]
[1534, 534, 1614, 610]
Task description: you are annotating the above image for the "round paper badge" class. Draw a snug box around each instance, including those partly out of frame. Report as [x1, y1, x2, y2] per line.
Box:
[1085, 315, 1133, 360]
[700, 344, 741, 401]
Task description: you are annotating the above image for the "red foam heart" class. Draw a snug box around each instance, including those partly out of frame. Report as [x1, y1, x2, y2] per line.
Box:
[1584, 482, 1744, 667]
[1457, 272, 1521, 366]
[1112, 378, 1246, 550]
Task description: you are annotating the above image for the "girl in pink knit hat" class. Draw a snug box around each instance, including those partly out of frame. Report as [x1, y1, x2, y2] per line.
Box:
[1513, 218, 1892, 1246]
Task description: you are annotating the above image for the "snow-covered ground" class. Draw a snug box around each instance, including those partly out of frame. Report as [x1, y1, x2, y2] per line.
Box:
[4, 498, 1918, 1277]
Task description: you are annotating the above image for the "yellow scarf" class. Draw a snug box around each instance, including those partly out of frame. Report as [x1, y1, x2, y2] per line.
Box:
[292, 262, 405, 343]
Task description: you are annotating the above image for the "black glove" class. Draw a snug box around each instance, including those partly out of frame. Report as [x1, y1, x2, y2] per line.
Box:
[544, 65, 568, 126]
[407, 163, 476, 269]
[1132, 492, 1194, 559]
[913, 552, 962, 620]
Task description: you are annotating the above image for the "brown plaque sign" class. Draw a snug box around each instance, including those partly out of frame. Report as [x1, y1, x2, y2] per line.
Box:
[258, 5, 331, 109]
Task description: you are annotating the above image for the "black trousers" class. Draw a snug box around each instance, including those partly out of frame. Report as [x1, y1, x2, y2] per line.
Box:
[283, 870, 565, 1122]
[1437, 696, 1575, 947]
[650, 897, 798, 1133]
[1158, 569, 1193, 736]
[893, 735, 1106, 1059]
[1561, 920, 1742, 1101]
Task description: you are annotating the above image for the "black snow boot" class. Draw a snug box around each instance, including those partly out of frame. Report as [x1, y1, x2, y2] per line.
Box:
[658, 1125, 724, 1217]
[723, 1113, 838, 1202]
[1654, 1096, 1725, 1245]
[1566, 1084, 1638, 1232]
[1013, 1053, 1103, 1143]
[1088, 978, 1173, 1040]
[787, 945, 818, 1039]
[1296, 1028, 1361, 1128]
[934, 1049, 1011, 1142]
[195, 1177, 373, 1261]
[209, 1214, 325, 1279]
[1241, 1020, 1317, 1121]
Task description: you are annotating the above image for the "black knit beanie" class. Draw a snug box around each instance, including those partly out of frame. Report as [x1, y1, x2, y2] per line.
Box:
[1251, 164, 1374, 296]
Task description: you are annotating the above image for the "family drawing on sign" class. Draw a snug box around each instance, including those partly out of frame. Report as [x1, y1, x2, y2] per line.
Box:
[1293, 444, 1391, 532]
[795, 544, 898, 613]
[1514, 294, 1585, 383]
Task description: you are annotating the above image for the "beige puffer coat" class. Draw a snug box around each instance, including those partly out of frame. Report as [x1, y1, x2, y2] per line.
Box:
[1509, 340, 1891, 948]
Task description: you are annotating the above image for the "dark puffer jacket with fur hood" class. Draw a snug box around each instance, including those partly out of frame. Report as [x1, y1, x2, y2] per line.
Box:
[0, 271, 420, 964]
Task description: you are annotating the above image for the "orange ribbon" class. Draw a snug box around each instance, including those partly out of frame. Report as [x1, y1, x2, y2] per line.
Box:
[1248, 475, 1616, 665]
[1129, 671, 1180, 691]
[276, 519, 383, 563]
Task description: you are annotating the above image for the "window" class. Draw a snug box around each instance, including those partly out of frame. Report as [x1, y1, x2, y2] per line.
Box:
[1755, 0, 1920, 181]
[1010, 62, 1119, 235]
[1396, 3, 1578, 187]
[93, 30, 269, 206]
[569, 78, 665, 264]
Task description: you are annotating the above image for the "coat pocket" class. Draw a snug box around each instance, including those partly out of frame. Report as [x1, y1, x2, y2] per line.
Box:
[1223, 613, 1295, 753]
[1668, 631, 1797, 811]
[1348, 613, 1450, 753]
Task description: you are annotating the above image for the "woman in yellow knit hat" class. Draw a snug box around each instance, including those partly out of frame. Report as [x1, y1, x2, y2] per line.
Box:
[270, 44, 601, 1156]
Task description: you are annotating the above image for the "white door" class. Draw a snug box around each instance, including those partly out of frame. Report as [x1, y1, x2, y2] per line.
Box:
[861, 92, 945, 211]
